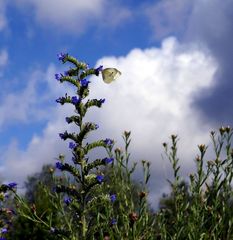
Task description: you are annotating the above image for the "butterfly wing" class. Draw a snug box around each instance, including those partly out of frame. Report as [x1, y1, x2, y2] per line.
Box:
[102, 68, 121, 84]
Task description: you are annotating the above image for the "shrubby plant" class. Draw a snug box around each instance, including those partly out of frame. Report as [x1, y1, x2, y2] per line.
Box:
[1, 53, 233, 239]
[0, 54, 153, 240]
[156, 128, 233, 239]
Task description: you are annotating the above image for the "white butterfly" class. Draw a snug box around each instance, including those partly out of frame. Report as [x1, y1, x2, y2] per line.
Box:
[101, 68, 121, 84]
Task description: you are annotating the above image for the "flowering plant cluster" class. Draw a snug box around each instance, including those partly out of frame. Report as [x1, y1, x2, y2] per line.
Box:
[0, 53, 152, 240]
[1, 53, 233, 240]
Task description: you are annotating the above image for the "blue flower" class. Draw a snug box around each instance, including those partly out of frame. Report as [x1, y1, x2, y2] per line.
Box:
[80, 79, 90, 87]
[64, 197, 72, 205]
[104, 138, 114, 146]
[56, 162, 65, 170]
[64, 70, 69, 76]
[57, 53, 68, 61]
[69, 142, 76, 149]
[110, 194, 116, 203]
[55, 71, 69, 81]
[95, 124, 99, 129]
[55, 73, 62, 81]
[0, 238, 6, 240]
[65, 117, 72, 124]
[1, 228, 7, 234]
[56, 97, 66, 105]
[96, 175, 104, 183]
[8, 182, 17, 189]
[71, 96, 80, 105]
[59, 131, 68, 140]
[104, 157, 114, 164]
[95, 65, 103, 76]
[100, 98, 105, 104]
[110, 218, 117, 225]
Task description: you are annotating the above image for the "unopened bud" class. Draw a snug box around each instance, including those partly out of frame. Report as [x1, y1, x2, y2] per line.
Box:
[198, 144, 206, 153]
[219, 126, 225, 135]
[129, 212, 138, 224]
[139, 191, 147, 199]
[226, 126, 231, 133]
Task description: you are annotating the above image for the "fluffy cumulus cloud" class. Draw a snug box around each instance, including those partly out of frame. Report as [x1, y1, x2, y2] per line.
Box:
[15, 0, 131, 33]
[185, 0, 233, 125]
[144, 0, 233, 126]
[91, 37, 217, 204]
[0, 37, 218, 206]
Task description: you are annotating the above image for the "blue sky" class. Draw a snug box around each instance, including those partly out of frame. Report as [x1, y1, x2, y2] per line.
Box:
[0, 0, 232, 207]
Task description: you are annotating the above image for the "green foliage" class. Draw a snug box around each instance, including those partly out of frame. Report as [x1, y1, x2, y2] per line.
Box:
[156, 127, 233, 240]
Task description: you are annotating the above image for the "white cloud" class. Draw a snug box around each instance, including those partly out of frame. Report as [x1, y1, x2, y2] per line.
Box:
[0, 37, 218, 206]
[15, 0, 131, 34]
[91, 37, 218, 204]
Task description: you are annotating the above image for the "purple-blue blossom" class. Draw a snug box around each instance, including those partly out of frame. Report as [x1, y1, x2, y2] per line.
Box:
[55, 71, 69, 81]
[104, 138, 114, 146]
[57, 53, 68, 62]
[65, 117, 72, 124]
[56, 162, 65, 170]
[55, 73, 62, 81]
[95, 65, 103, 76]
[59, 131, 68, 140]
[104, 157, 114, 164]
[7, 182, 17, 189]
[71, 96, 80, 105]
[80, 79, 90, 87]
[110, 218, 117, 225]
[69, 142, 76, 149]
[64, 70, 69, 76]
[100, 98, 105, 104]
[110, 194, 116, 203]
[96, 175, 104, 183]
[55, 96, 66, 105]
[1, 228, 7, 234]
[64, 197, 72, 205]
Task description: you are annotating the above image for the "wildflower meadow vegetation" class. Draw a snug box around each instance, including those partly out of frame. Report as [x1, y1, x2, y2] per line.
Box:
[0, 54, 233, 239]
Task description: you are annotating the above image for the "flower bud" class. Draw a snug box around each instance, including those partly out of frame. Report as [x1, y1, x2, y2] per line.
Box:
[129, 212, 138, 224]
[139, 191, 147, 199]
